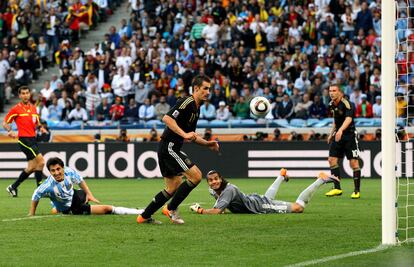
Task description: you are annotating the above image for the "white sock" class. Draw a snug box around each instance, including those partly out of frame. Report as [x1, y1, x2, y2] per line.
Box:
[295, 178, 325, 208]
[264, 176, 285, 200]
[112, 206, 144, 215]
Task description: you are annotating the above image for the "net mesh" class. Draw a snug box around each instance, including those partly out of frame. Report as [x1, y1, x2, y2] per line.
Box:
[396, 0, 414, 244]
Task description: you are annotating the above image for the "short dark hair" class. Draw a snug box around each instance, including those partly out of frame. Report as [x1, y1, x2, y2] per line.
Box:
[191, 75, 211, 88]
[18, 86, 30, 94]
[206, 170, 228, 192]
[46, 157, 64, 170]
[329, 84, 342, 91]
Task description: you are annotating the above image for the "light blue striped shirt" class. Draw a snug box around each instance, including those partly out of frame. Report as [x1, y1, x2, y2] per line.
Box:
[32, 167, 84, 212]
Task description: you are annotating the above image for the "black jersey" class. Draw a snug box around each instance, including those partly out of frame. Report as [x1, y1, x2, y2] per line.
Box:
[161, 96, 200, 145]
[329, 97, 356, 136]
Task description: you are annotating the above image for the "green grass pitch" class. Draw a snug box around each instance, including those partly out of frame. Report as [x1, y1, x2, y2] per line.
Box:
[0, 178, 413, 266]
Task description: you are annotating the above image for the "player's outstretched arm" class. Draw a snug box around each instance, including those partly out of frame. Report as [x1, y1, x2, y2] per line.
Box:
[29, 201, 39, 216]
[162, 115, 197, 140]
[79, 181, 100, 204]
[190, 203, 223, 214]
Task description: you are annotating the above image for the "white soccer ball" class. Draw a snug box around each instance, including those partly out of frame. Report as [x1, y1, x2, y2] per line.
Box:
[250, 96, 271, 118]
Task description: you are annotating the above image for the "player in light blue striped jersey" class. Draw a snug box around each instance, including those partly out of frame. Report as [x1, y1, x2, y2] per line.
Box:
[29, 157, 143, 216]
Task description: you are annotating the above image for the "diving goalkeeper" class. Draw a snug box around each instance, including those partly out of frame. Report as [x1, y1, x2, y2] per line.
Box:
[190, 169, 338, 214]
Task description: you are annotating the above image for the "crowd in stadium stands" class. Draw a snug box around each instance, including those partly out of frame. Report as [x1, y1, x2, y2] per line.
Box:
[0, 0, 395, 127]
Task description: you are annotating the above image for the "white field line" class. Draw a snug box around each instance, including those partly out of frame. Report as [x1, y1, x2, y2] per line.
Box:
[2, 214, 65, 222]
[285, 245, 394, 267]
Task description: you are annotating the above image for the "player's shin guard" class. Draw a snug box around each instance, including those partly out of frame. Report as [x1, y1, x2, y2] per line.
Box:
[167, 180, 197, 211]
[353, 168, 361, 192]
[330, 165, 341, 190]
[34, 171, 43, 187]
[12, 170, 30, 189]
[141, 190, 172, 219]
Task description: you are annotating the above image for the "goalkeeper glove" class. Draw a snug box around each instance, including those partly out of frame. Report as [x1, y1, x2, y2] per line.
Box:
[190, 203, 204, 214]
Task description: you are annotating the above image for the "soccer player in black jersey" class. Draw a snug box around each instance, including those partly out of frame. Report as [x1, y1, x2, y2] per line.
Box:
[326, 84, 361, 199]
[137, 75, 220, 224]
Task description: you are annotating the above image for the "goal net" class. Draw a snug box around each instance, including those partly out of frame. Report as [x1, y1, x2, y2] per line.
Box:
[395, 0, 414, 244]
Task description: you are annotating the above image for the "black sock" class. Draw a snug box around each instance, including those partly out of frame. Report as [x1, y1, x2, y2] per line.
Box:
[12, 170, 30, 189]
[35, 171, 43, 187]
[353, 169, 361, 192]
[141, 190, 172, 219]
[330, 165, 341, 190]
[168, 180, 197, 211]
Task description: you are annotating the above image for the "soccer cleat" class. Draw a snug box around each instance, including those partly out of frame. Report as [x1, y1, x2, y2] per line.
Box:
[279, 168, 289, 182]
[351, 192, 360, 199]
[162, 206, 185, 224]
[325, 188, 343, 197]
[318, 172, 340, 184]
[6, 185, 18, 197]
[136, 215, 162, 225]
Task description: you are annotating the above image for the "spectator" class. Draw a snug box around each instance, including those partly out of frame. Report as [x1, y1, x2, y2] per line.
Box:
[61, 101, 73, 122]
[203, 128, 214, 141]
[273, 128, 281, 141]
[154, 96, 170, 120]
[148, 128, 159, 142]
[47, 97, 63, 121]
[138, 98, 155, 121]
[373, 96, 382, 118]
[68, 103, 88, 122]
[165, 88, 177, 108]
[40, 81, 55, 103]
[216, 101, 230, 121]
[109, 96, 125, 121]
[85, 86, 101, 120]
[396, 94, 407, 118]
[356, 94, 373, 118]
[112, 66, 132, 100]
[116, 128, 130, 142]
[123, 97, 138, 123]
[350, 87, 363, 107]
[96, 98, 111, 121]
[36, 120, 52, 143]
[309, 95, 327, 119]
[294, 71, 311, 94]
[294, 93, 313, 119]
[210, 87, 226, 108]
[355, 1, 373, 34]
[233, 96, 250, 119]
[200, 99, 216, 121]
[202, 18, 219, 47]
[275, 94, 294, 120]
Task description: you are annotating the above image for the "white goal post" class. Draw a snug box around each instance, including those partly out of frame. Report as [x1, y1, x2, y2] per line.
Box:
[381, 0, 397, 245]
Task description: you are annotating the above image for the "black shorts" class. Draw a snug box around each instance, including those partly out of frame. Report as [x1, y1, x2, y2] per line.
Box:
[18, 137, 40, 160]
[158, 140, 195, 178]
[66, 189, 91, 215]
[329, 133, 360, 160]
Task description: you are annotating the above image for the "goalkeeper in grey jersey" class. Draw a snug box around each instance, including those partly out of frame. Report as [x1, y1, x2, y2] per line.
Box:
[190, 169, 339, 214]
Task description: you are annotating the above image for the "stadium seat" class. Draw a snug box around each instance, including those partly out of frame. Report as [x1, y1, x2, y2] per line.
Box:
[355, 118, 375, 127]
[55, 121, 71, 129]
[306, 118, 320, 127]
[397, 118, 406, 127]
[197, 119, 209, 128]
[289, 119, 306, 128]
[313, 118, 334, 128]
[273, 119, 290, 128]
[372, 118, 381, 127]
[145, 120, 164, 129]
[209, 120, 229, 128]
[239, 119, 257, 127]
